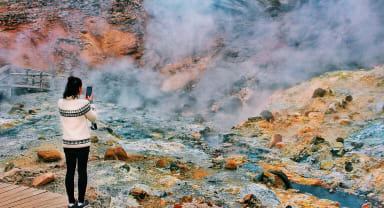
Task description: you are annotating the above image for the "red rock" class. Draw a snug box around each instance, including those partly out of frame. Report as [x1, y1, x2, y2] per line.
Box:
[241, 194, 253, 204]
[37, 150, 62, 162]
[361, 202, 371, 208]
[130, 186, 151, 200]
[182, 196, 193, 203]
[32, 173, 56, 186]
[156, 159, 169, 168]
[174, 203, 183, 208]
[104, 147, 129, 161]
[225, 159, 237, 170]
[275, 142, 287, 149]
[270, 134, 283, 148]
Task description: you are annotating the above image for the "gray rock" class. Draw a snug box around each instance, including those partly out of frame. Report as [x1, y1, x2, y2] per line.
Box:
[260, 110, 274, 122]
[242, 184, 281, 207]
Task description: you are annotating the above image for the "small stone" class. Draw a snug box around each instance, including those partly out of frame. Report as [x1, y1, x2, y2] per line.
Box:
[4, 162, 14, 172]
[38, 136, 46, 140]
[156, 159, 169, 168]
[334, 142, 344, 148]
[320, 160, 335, 170]
[240, 194, 265, 208]
[270, 134, 282, 148]
[150, 133, 163, 139]
[225, 159, 237, 170]
[37, 150, 62, 162]
[339, 119, 352, 125]
[311, 136, 325, 145]
[80, 30, 88, 34]
[361, 202, 371, 208]
[130, 185, 151, 200]
[182, 196, 193, 203]
[106, 141, 114, 146]
[344, 95, 353, 102]
[32, 172, 56, 186]
[345, 161, 353, 172]
[351, 141, 364, 149]
[120, 163, 130, 173]
[275, 142, 287, 149]
[260, 110, 274, 122]
[90, 136, 99, 143]
[367, 193, 375, 198]
[312, 88, 327, 98]
[190, 132, 201, 139]
[9, 103, 25, 114]
[28, 109, 37, 114]
[169, 162, 179, 171]
[336, 137, 344, 143]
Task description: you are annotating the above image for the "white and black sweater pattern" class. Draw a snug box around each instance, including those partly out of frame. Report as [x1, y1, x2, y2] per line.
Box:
[58, 98, 97, 148]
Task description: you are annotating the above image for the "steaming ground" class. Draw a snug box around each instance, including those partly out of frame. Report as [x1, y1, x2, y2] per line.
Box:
[85, 0, 384, 129]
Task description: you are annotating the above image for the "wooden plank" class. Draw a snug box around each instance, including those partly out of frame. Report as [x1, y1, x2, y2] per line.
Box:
[0, 183, 14, 189]
[0, 186, 29, 199]
[0, 189, 47, 207]
[0, 187, 37, 202]
[0, 184, 20, 194]
[13, 193, 64, 208]
[0, 187, 45, 206]
[5, 191, 48, 207]
[39, 197, 67, 208]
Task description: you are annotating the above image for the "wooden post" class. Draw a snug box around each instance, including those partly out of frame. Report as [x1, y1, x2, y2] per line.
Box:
[26, 70, 29, 84]
[39, 72, 43, 90]
[7, 68, 11, 97]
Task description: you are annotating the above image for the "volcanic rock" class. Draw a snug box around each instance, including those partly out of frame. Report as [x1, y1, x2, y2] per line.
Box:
[4, 162, 14, 172]
[32, 172, 56, 186]
[311, 136, 326, 145]
[270, 134, 282, 148]
[345, 161, 353, 172]
[241, 194, 266, 208]
[268, 170, 292, 189]
[243, 184, 281, 207]
[344, 95, 353, 102]
[320, 160, 335, 170]
[120, 163, 130, 173]
[9, 103, 25, 114]
[37, 150, 62, 162]
[312, 88, 327, 98]
[90, 136, 99, 143]
[225, 159, 238, 170]
[336, 137, 344, 143]
[169, 162, 179, 171]
[156, 159, 169, 168]
[130, 184, 152, 200]
[260, 110, 274, 122]
[275, 142, 287, 149]
[104, 147, 129, 161]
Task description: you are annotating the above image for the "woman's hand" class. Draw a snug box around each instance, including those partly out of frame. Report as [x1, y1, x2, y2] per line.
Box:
[85, 92, 93, 101]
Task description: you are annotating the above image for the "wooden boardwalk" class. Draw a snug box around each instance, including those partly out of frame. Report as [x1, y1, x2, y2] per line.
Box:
[0, 182, 67, 208]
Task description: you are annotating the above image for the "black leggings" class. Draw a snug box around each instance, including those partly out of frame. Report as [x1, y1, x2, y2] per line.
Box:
[64, 146, 90, 204]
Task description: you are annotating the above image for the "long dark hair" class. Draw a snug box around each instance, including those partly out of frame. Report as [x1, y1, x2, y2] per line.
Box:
[63, 76, 82, 98]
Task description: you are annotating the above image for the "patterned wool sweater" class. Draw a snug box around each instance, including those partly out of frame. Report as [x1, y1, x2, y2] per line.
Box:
[58, 98, 97, 148]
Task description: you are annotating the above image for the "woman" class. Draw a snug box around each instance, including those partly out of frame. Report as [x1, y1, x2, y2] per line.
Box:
[59, 76, 97, 208]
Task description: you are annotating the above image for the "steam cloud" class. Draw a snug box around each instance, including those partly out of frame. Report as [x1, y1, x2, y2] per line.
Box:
[92, 0, 384, 129]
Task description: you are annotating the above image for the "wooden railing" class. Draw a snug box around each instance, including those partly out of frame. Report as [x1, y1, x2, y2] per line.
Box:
[0, 65, 53, 96]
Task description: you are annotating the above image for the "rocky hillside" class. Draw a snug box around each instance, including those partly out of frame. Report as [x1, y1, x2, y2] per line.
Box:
[0, 0, 145, 70]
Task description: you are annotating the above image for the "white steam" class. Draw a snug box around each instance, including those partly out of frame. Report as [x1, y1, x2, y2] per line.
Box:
[91, 0, 384, 129]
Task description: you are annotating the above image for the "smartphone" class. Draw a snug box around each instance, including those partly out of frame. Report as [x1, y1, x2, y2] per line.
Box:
[86, 86, 92, 98]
